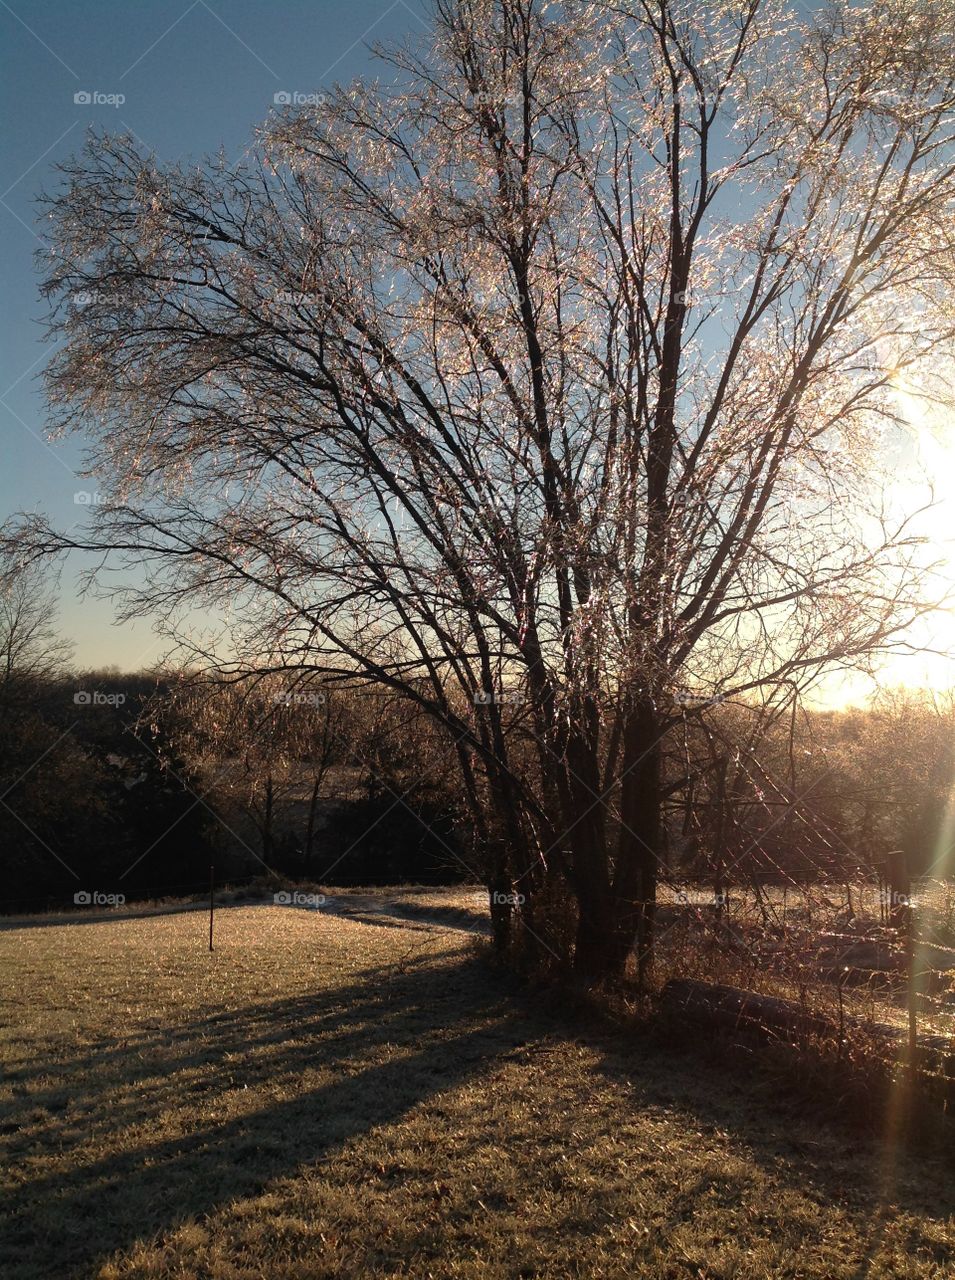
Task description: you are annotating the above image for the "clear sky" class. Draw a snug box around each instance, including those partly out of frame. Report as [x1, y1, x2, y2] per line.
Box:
[0, 0, 428, 670]
[2, 0, 953, 698]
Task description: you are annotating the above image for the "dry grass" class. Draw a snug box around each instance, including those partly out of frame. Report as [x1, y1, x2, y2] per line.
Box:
[1, 901, 953, 1279]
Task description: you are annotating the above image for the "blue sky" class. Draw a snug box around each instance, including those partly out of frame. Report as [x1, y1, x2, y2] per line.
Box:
[0, 0, 428, 669]
[2, 0, 953, 696]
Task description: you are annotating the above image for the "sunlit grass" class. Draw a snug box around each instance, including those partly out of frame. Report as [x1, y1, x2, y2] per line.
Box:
[1, 904, 953, 1279]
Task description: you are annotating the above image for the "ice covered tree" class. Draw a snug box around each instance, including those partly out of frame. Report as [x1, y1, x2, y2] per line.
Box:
[9, 0, 955, 978]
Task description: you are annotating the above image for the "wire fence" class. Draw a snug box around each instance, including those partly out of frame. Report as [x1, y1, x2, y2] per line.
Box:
[655, 862, 953, 1101]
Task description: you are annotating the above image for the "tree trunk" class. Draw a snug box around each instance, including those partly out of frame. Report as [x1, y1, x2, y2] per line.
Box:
[569, 814, 616, 977]
[562, 719, 616, 980]
[885, 849, 910, 930]
[487, 838, 513, 952]
[304, 775, 321, 871]
[572, 886, 617, 979]
[612, 700, 663, 985]
[262, 773, 274, 864]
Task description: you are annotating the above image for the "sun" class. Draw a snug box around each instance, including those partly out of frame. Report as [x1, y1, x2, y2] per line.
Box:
[876, 368, 955, 690]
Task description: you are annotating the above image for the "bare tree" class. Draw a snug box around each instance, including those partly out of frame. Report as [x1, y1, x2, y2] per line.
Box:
[0, 559, 73, 710]
[8, 0, 955, 978]
[157, 672, 342, 867]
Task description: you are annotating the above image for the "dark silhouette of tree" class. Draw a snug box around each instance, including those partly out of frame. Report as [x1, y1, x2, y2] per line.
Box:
[8, 0, 955, 975]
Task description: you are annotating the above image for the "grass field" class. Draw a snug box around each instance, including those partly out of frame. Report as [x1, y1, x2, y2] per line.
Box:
[1, 898, 953, 1279]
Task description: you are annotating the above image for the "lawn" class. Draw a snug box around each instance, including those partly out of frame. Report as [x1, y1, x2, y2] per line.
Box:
[1, 900, 953, 1279]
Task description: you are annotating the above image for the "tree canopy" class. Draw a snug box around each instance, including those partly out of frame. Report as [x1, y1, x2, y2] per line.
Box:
[8, 0, 955, 976]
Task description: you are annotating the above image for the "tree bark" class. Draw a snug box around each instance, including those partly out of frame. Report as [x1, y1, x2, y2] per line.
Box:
[612, 700, 663, 984]
[304, 775, 322, 871]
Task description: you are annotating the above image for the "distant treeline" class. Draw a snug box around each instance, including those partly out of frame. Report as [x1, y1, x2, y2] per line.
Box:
[3, 657, 953, 912]
[667, 691, 955, 888]
[0, 668, 470, 911]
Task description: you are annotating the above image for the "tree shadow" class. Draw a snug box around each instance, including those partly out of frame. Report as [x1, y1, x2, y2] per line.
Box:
[378, 898, 492, 934]
[4, 944, 952, 1279]
[0, 952, 531, 1279]
[318, 893, 491, 935]
[589, 1033, 955, 1254]
[0, 901, 221, 931]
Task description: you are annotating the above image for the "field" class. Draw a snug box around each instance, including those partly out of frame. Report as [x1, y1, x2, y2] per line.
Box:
[1, 896, 954, 1279]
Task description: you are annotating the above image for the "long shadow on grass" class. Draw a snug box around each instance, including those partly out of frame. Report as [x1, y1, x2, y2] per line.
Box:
[354, 1028, 954, 1277]
[0, 950, 532, 1280]
[0, 901, 242, 931]
[377, 899, 492, 934]
[589, 1035, 954, 1271]
[5, 950, 952, 1280]
[0, 948, 476, 1116]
